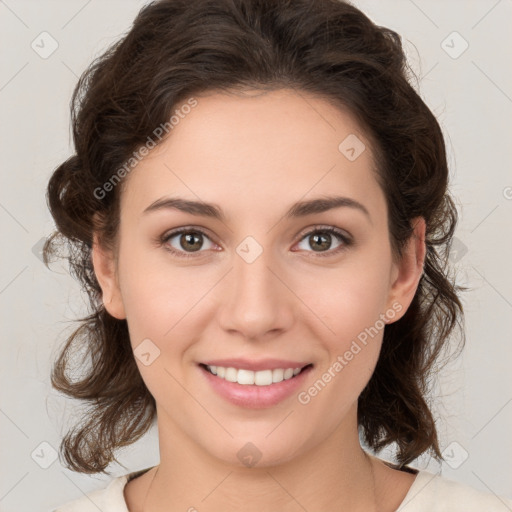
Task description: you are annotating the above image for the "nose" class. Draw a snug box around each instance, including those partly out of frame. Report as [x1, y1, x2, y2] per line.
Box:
[217, 242, 295, 341]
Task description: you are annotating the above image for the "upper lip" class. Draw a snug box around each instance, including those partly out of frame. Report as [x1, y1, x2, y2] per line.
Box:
[200, 358, 312, 371]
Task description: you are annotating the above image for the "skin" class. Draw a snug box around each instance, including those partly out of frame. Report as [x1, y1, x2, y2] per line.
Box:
[92, 88, 426, 511]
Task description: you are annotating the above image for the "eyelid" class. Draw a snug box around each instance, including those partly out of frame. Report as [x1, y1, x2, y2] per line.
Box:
[161, 225, 217, 243]
[296, 224, 352, 243]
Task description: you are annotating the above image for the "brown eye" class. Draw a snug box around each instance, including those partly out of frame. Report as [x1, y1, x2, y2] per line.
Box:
[295, 226, 352, 257]
[308, 232, 334, 251]
[162, 228, 216, 258]
[178, 232, 203, 252]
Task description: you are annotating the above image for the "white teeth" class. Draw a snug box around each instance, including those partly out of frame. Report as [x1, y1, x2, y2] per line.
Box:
[272, 368, 284, 383]
[205, 365, 304, 386]
[254, 369, 272, 386]
[225, 367, 238, 382]
[283, 368, 294, 380]
[237, 369, 255, 385]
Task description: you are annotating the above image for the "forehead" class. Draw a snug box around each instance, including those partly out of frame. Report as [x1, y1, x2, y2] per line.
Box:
[120, 88, 386, 225]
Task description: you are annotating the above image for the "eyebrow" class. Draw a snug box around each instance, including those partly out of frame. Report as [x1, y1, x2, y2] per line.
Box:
[143, 195, 371, 224]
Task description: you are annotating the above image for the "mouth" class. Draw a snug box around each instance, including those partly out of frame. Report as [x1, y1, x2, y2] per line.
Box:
[198, 362, 314, 408]
[199, 363, 314, 386]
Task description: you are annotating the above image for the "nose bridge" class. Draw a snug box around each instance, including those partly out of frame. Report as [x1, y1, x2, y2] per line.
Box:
[218, 237, 293, 339]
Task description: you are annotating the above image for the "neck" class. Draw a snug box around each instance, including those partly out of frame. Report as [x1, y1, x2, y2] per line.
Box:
[141, 405, 378, 512]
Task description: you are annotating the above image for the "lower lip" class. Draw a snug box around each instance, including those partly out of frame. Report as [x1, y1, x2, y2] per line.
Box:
[199, 364, 313, 409]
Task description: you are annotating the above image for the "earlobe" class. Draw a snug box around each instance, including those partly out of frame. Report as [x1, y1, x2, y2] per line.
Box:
[386, 217, 426, 321]
[91, 232, 126, 320]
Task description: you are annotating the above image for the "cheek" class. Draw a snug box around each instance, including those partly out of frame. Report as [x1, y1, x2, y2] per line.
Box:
[303, 254, 392, 344]
[296, 270, 389, 416]
[116, 237, 206, 339]
[296, 338, 381, 436]
[297, 250, 391, 397]
[117, 251, 204, 402]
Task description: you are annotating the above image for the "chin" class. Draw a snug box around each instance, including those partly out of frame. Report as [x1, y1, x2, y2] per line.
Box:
[199, 432, 306, 471]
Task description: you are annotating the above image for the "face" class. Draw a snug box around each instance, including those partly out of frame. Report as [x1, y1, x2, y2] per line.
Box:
[93, 88, 425, 468]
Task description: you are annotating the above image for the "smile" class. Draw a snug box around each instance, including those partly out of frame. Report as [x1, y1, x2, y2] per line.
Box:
[203, 364, 308, 386]
[198, 362, 314, 408]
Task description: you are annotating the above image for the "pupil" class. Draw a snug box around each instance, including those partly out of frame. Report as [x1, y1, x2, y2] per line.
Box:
[182, 232, 202, 252]
[311, 233, 330, 251]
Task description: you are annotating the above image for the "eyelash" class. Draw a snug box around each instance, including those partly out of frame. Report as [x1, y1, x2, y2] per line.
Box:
[160, 225, 352, 260]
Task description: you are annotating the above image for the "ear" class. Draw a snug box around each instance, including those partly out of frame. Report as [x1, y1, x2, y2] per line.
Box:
[385, 217, 426, 323]
[91, 231, 126, 320]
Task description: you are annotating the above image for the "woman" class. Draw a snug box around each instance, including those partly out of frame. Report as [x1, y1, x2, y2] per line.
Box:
[46, 0, 512, 510]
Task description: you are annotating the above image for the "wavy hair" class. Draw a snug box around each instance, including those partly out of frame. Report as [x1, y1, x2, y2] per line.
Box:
[44, 0, 465, 474]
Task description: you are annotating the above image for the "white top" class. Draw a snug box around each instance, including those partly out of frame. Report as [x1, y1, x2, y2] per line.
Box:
[53, 466, 512, 511]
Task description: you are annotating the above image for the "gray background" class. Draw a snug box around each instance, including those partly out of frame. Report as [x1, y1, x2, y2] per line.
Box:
[0, 0, 511, 510]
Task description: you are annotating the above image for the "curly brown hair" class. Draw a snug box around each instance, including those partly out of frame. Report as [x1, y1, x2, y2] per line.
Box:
[44, 0, 465, 474]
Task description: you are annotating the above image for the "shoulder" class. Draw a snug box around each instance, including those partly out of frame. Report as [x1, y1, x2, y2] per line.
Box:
[52, 468, 151, 512]
[397, 470, 512, 512]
